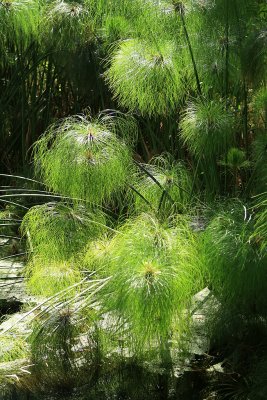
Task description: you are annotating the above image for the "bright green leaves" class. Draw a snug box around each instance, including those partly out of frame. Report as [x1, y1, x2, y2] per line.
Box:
[21, 202, 106, 296]
[180, 99, 234, 159]
[134, 157, 192, 215]
[33, 115, 133, 204]
[202, 203, 267, 318]
[21, 202, 105, 262]
[92, 213, 203, 349]
[106, 39, 186, 116]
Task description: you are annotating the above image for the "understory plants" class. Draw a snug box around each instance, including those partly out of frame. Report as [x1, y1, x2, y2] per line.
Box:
[33, 114, 134, 204]
[1, 0, 267, 398]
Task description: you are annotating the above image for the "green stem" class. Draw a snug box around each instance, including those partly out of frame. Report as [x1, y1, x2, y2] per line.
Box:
[175, 3, 202, 97]
[158, 336, 172, 399]
[225, 0, 229, 102]
[243, 81, 249, 156]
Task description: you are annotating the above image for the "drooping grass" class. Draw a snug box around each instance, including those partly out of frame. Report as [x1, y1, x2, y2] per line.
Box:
[184, 0, 266, 97]
[29, 308, 102, 391]
[25, 260, 83, 297]
[33, 115, 134, 204]
[41, 1, 94, 53]
[202, 202, 267, 322]
[134, 156, 192, 216]
[0, 334, 29, 363]
[83, 235, 115, 278]
[21, 201, 106, 262]
[0, 0, 40, 64]
[252, 193, 267, 253]
[96, 213, 204, 352]
[180, 98, 234, 159]
[179, 98, 235, 194]
[105, 38, 188, 116]
[252, 133, 267, 193]
[89, 0, 178, 44]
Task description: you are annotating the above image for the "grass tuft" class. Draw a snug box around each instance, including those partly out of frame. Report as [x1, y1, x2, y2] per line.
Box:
[180, 98, 234, 159]
[21, 201, 106, 262]
[105, 38, 187, 116]
[33, 115, 133, 204]
[94, 213, 204, 352]
[134, 156, 192, 216]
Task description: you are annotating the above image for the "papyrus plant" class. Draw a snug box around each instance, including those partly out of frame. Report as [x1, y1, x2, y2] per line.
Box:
[33, 114, 134, 204]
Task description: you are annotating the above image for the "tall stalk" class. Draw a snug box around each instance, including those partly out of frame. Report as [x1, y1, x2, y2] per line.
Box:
[224, 0, 230, 101]
[174, 2, 202, 97]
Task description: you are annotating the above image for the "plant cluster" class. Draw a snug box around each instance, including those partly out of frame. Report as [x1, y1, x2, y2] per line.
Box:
[0, 0, 267, 398]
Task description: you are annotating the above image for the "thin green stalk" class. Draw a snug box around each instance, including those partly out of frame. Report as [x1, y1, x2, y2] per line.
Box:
[134, 161, 175, 204]
[0, 174, 44, 185]
[243, 81, 249, 156]
[175, 3, 202, 97]
[225, 0, 230, 101]
[128, 184, 153, 208]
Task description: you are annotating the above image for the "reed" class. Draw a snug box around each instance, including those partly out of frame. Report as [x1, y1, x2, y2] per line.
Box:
[180, 98, 234, 159]
[202, 202, 267, 341]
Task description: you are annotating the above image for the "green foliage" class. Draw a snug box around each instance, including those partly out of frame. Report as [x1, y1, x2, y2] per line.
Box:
[0, 334, 29, 363]
[252, 133, 267, 193]
[1, 0, 267, 396]
[219, 147, 250, 193]
[202, 203, 267, 320]
[40, 0, 98, 97]
[21, 202, 106, 261]
[33, 115, 133, 204]
[134, 156, 192, 215]
[96, 213, 204, 351]
[106, 38, 188, 116]
[89, 0, 178, 44]
[219, 148, 250, 171]
[0, 0, 40, 63]
[185, 0, 266, 95]
[25, 260, 82, 297]
[180, 99, 234, 159]
[253, 86, 267, 119]
[83, 235, 114, 277]
[252, 193, 267, 253]
[41, 1, 94, 52]
[29, 308, 102, 391]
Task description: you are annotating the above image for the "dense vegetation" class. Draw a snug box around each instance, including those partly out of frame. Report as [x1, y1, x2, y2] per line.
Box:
[0, 0, 267, 399]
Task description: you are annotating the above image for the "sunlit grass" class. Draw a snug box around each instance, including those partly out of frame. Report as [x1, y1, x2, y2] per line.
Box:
[180, 98, 234, 158]
[94, 213, 204, 352]
[21, 202, 106, 262]
[0, 334, 29, 363]
[134, 156, 192, 216]
[33, 114, 133, 204]
[25, 260, 82, 297]
[106, 38, 187, 116]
